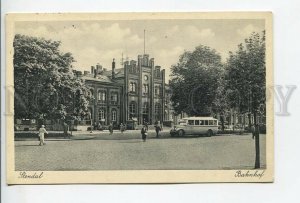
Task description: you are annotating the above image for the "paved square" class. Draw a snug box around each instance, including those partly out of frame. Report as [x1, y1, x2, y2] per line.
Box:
[15, 131, 266, 170]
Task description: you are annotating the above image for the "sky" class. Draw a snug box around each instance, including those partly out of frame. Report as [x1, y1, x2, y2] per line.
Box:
[15, 19, 264, 82]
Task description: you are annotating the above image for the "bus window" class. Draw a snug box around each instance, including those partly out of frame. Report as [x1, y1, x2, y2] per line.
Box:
[204, 120, 208, 125]
[213, 120, 217, 125]
[188, 120, 194, 125]
[209, 120, 213, 125]
[195, 120, 200, 125]
[200, 120, 204, 125]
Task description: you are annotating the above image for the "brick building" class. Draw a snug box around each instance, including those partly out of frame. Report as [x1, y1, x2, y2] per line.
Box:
[81, 54, 168, 127]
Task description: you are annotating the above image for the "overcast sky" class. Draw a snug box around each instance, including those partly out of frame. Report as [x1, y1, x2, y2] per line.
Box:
[16, 19, 264, 81]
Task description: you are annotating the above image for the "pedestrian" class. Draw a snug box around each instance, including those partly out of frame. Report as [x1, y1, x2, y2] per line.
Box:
[109, 122, 113, 135]
[141, 125, 148, 142]
[63, 122, 70, 138]
[38, 125, 48, 146]
[120, 123, 125, 134]
[144, 120, 148, 131]
[155, 124, 161, 138]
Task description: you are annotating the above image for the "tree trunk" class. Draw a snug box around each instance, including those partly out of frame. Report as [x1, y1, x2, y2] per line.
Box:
[254, 112, 260, 169]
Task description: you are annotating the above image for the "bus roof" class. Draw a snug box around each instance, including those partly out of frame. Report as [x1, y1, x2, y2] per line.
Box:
[182, 117, 217, 120]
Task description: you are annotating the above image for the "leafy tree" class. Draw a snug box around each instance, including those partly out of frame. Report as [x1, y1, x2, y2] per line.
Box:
[226, 31, 266, 168]
[170, 45, 223, 116]
[13, 34, 91, 121]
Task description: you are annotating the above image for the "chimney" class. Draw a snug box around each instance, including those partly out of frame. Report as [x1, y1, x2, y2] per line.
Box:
[112, 58, 116, 79]
[96, 64, 102, 74]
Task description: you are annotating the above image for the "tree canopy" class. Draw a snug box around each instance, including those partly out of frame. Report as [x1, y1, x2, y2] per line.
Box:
[170, 45, 223, 116]
[226, 31, 266, 118]
[14, 34, 91, 120]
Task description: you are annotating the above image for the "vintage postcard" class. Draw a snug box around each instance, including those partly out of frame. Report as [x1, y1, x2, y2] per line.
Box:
[6, 12, 273, 184]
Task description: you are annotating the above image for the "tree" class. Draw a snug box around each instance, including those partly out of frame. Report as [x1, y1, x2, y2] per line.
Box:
[226, 31, 266, 168]
[13, 34, 91, 121]
[170, 45, 223, 116]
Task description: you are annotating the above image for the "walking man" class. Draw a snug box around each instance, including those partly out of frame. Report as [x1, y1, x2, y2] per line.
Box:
[141, 125, 148, 142]
[155, 123, 161, 138]
[63, 122, 70, 138]
[38, 125, 48, 146]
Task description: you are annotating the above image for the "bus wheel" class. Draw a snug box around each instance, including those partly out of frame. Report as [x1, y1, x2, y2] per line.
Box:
[207, 130, 213, 137]
[178, 130, 185, 137]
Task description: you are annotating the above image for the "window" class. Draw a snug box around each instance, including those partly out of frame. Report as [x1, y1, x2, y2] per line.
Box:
[129, 82, 137, 93]
[112, 110, 117, 121]
[213, 120, 217, 126]
[188, 120, 194, 125]
[204, 120, 208, 125]
[98, 91, 106, 101]
[156, 69, 160, 78]
[155, 86, 160, 96]
[195, 120, 200, 125]
[142, 102, 149, 114]
[129, 102, 136, 117]
[98, 109, 106, 120]
[143, 84, 149, 94]
[209, 120, 213, 125]
[200, 120, 204, 125]
[111, 92, 118, 102]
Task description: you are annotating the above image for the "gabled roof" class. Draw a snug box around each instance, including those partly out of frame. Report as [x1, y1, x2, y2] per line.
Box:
[102, 68, 124, 78]
[82, 75, 113, 83]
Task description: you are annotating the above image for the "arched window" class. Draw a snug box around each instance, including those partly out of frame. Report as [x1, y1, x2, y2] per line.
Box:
[143, 84, 149, 94]
[129, 101, 137, 118]
[111, 109, 117, 121]
[132, 83, 136, 92]
[98, 109, 106, 121]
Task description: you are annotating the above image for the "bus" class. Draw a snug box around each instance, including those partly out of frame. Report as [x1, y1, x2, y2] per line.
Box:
[170, 117, 218, 137]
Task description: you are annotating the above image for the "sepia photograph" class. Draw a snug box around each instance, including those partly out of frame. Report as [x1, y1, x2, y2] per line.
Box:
[5, 12, 273, 183]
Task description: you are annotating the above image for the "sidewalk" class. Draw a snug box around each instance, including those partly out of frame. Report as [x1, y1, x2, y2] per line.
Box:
[15, 128, 172, 141]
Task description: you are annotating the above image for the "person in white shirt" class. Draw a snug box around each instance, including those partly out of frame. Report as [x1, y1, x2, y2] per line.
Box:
[38, 125, 48, 146]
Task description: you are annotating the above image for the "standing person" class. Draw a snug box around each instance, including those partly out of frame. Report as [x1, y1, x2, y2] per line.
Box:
[63, 122, 69, 138]
[155, 123, 161, 138]
[141, 125, 148, 142]
[120, 123, 125, 134]
[38, 125, 48, 146]
[109, 122, 113, 135]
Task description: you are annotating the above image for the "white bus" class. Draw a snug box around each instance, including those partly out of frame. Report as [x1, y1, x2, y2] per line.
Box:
[170, 117, 218, 137]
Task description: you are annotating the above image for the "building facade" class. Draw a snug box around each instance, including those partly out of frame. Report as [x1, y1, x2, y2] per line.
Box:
[82, 54, 167, 126]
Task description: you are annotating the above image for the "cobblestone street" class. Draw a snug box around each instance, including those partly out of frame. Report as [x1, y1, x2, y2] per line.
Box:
[15, 131, 266, 171]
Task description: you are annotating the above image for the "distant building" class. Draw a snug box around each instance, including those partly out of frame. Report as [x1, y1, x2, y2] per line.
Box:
[81, 54, 168, 126]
